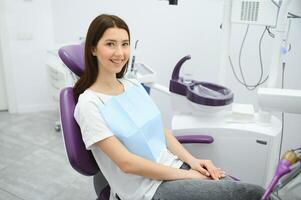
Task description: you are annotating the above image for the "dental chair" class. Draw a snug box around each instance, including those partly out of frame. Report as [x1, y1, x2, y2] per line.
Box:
[58, 44, 214, 200]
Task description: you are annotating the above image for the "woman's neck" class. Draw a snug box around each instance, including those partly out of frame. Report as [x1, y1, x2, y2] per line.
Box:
[96, 68, 118, 85]
[95, 76, 119, 87]
[90, 70, 123, 94]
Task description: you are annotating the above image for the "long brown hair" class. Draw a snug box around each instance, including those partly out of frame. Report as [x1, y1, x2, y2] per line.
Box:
[73, 14, 130, 102]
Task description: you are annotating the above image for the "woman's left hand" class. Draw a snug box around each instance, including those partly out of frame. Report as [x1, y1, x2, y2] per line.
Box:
[188, 158, 225, 180]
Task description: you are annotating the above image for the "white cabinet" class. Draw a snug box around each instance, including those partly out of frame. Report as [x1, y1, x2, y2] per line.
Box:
[46, 48, 75, 130]
[46, 48, 75, 102]
[172, 114, 282, 187]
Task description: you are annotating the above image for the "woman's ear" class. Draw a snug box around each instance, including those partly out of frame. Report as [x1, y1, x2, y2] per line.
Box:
[91, 47, 96, 56]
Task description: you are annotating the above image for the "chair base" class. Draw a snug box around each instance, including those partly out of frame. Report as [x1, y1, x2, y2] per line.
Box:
[94, 171, 109, 199]
[97, 185, 110, 200]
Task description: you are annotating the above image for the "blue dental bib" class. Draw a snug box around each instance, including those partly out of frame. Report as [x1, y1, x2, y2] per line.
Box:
[98, 83, 166, 161]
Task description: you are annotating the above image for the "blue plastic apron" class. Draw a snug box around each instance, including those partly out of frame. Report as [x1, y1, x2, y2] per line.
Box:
[98, 83, 166, 161]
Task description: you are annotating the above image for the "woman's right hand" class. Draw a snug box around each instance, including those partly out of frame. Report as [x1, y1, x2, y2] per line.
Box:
[187, 169, 210, 180]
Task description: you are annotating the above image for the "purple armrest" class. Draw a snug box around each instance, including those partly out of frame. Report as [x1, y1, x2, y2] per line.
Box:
[176, 135, 214, 144]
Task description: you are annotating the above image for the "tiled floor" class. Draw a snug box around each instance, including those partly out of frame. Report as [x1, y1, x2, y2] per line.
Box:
[0, 111, 97, 200]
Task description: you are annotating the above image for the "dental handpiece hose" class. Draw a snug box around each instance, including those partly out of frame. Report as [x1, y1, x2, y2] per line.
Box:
[130, 40, 139, 73]
[130, 56, 136, 72]
[261, 150, 300, 200]
[275, 162, 301, 190]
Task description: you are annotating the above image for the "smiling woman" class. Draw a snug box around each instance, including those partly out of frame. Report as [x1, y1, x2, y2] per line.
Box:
[72, 14, 272, 200]
[91, 27, 130, 85]
[73, 14, 131, 101]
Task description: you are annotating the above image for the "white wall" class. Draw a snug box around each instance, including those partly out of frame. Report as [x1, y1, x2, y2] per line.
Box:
[1, 0, 55, 113]
[52, 0, 224, 84]
[0, 36, 8, 111]
[0, 0, 16, 112]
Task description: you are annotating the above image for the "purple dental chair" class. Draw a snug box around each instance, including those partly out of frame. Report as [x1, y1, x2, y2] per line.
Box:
[58, 43, 214, 200]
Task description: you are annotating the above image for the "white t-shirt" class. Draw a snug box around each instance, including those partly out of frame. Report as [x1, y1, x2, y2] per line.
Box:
[74, 78, 183, 200]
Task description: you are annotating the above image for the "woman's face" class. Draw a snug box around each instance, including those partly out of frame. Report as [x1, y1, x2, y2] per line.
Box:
[92, 27, 130, 75]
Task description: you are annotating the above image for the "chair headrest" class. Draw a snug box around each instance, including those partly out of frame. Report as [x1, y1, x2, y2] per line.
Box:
[58, 44, 85, 77]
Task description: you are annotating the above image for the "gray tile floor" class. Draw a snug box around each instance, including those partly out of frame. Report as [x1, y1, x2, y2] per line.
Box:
[0, 111, 97, 200]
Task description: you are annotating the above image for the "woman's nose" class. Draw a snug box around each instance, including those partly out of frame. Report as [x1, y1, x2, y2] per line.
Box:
[113, 46, 123, 55]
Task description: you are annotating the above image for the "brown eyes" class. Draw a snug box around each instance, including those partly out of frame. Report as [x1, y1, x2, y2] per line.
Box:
[105, 42, 129, 47]
[106, 42, 114, 47]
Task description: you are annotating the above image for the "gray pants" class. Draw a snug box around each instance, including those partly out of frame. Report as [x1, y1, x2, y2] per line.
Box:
[152, 163, 272, 200]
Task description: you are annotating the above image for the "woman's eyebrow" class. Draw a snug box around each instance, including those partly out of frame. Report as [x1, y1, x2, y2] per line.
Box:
[104, 39, 116, 42]
[104, 39, 129, 42]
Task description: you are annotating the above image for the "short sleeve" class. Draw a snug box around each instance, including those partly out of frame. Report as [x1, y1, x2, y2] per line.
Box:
[74, 93, 114, 150]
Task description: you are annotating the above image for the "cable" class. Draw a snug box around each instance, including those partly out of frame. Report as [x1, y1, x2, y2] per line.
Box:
[257, 26, 268, 86]
[271, 192, 283, 200]
[270, 0, 301, 18]
[274, 62, 286, 200]
[266, 27, 275, 38]
[238, 25, 251, 88]
[130, 40, 139, 72]
[278, 62, 286, 162]
[293, 147, 301, 151]
[229, 25, 269, 90]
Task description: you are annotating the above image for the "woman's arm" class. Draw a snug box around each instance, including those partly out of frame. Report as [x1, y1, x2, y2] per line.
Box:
[96, 136, 208, 181]
[163, 128, 196, 167]
[164, 129, 224, 180]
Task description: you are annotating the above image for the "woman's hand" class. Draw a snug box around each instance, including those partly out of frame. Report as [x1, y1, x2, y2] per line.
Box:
[187, 169, 210, 180]
[188, 158, 226, 180]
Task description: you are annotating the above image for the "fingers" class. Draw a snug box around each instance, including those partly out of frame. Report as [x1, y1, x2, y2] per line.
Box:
[202, 160, 225, 180]
[199, 167, 210, 177]
[194, 164, 210, 177]
[191, 159, 226, 180]
[212, 168, 226, 180]
[217, 168, 226, 178]
[208, 167, 220, 180]
[200, 160, 218, 180]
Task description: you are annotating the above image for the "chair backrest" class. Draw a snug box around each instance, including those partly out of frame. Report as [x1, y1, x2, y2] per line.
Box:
[58, 44, 99, 176]
[59, 87, 99, 176]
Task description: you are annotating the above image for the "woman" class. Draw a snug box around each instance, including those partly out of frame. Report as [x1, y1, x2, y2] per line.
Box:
[74, 14, 269, 200]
